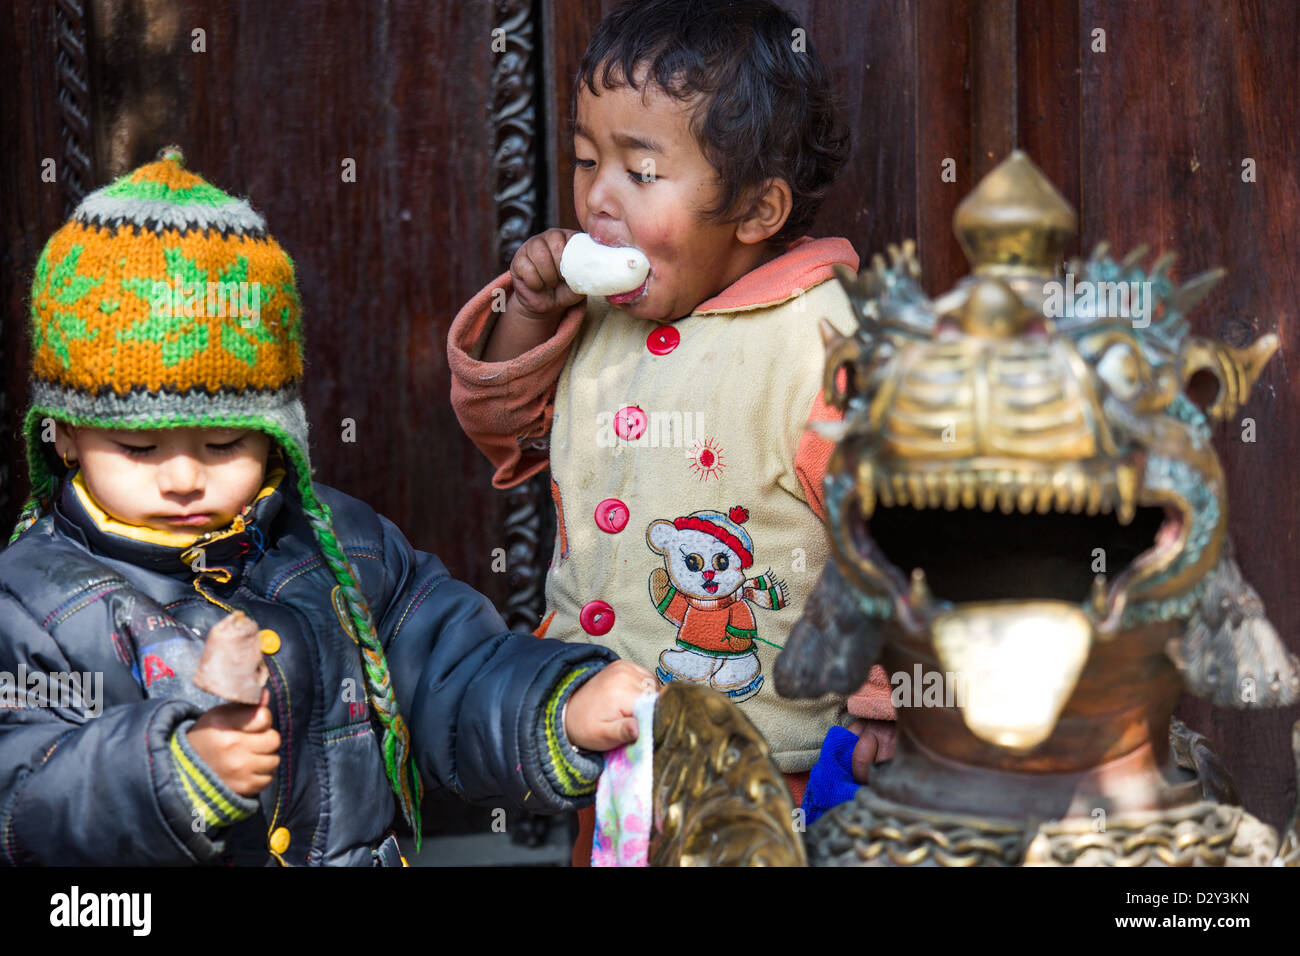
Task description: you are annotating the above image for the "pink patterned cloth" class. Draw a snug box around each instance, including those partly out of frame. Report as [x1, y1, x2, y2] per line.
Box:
[591, 692, 656, 867]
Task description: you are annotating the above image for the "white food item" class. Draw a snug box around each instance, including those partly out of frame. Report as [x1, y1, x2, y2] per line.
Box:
[560, 233, 650, 296]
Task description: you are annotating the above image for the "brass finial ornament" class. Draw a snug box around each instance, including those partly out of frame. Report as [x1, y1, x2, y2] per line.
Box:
[644, 152, 1298, 867]
[953, 151, 1076, 276]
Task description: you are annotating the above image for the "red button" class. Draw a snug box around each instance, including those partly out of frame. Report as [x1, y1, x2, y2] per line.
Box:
[646, 325, 680, 355]
[613, 405, 647, 441]
[594, 498, 629, 534]
[579, 600, 615, 636]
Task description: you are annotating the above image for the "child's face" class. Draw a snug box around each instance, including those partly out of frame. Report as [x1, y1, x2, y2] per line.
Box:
[572, 71, 769, 321]
[55, 424, 272, 535]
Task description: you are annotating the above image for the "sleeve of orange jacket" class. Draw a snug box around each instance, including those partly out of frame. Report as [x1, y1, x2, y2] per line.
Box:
[794, 374, 896, 723]
[793, 381, 840, 524]
[447, 271, 586, 489]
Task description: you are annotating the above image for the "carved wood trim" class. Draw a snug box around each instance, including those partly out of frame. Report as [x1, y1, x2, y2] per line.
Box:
[493, 0, 539, 271]
[492, 0, 552, 633]
[54, 0, 94, 216]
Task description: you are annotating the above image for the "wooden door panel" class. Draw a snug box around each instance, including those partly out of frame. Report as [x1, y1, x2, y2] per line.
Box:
[1073, 0, 1300, 830]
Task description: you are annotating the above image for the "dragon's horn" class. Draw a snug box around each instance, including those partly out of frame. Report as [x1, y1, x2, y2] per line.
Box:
[1171, 268, 1226, 315]
[1119, 243, 1150, 271]
[1227, 333, 1281, 403]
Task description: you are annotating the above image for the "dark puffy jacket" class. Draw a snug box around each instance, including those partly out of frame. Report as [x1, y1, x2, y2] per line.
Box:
[0, 470, 612, 866]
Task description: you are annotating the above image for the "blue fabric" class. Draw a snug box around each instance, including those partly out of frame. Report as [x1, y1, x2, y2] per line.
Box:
[0, 473, 614, 866]
[801, 725, 862, 826]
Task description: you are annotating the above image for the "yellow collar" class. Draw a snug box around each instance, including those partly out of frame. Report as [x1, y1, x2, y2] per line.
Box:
[70, 465, 286, 549]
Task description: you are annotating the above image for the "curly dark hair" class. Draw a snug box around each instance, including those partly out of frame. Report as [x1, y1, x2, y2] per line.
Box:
[572, 0, 850, 247]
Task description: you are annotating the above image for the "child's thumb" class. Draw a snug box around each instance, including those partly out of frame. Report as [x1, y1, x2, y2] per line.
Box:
[850, 730, 879, 784]
[620, 716, 640, 744]
[234, 688, 272, 731]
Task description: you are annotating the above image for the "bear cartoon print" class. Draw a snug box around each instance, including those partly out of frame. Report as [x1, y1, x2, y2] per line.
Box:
[646, 506, 788, 703]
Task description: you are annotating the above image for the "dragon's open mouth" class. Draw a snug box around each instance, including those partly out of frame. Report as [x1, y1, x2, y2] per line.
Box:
[849, 467, 1186, 616]
[840, 466, 1188, 749]
[769, 153, 1292, 758]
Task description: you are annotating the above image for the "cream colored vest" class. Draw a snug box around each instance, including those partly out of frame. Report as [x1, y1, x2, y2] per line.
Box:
[544, 278, 857, 772]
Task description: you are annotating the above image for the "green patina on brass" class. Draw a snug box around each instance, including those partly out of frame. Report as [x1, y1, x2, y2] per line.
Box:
[648, 153, 1300, 868]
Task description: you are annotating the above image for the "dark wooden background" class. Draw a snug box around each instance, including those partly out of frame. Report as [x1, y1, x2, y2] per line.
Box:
[2, 0, 1297, 830]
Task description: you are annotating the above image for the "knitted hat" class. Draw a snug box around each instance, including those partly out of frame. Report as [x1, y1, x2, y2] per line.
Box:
[15, 148, 424, 844]
[673, 506, 754, 568]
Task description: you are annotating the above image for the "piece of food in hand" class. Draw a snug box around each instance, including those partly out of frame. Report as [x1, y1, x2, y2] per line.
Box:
[192, 610, 269, 705]
[559, 232, 650, 297]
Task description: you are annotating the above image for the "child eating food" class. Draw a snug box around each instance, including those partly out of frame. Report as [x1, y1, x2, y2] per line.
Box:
[448, 0, 896, 862]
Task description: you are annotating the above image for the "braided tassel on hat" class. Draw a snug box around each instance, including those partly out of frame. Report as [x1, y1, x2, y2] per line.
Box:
[285, 444, 424, 847]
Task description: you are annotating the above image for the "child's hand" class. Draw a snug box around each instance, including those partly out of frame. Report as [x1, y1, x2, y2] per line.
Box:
[509, 228, 584, 323]
[847, 717, 898, 784]
[187, 687, 281, 797]
[564, 660, 655, 751]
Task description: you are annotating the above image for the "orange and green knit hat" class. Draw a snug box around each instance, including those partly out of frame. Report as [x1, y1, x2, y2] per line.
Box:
[14, 147, 425, 844]
[20, 146, 308, 515]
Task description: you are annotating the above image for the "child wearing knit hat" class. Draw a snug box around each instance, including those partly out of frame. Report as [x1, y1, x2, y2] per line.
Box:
[448, 0, 898, 863]
[0, 148, 650, 866]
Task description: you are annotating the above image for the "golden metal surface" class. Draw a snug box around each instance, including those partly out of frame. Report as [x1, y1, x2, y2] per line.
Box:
[807, 789, 1027, 867]
[820, 152, 1280, 608]
[1181, 334, 1280, 422]
[807, 788, 1276, 867]
[953, 150, 1076, 277]
[1022, 802, 1274, 867]
[931, 602, 1093, 751]
[649, 682, 807, 867]
[878, 339, 1103, 463]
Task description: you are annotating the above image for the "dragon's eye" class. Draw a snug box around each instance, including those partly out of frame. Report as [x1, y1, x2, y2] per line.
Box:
[1097, 344, 1142, 400]
[684, 553, 703, 573]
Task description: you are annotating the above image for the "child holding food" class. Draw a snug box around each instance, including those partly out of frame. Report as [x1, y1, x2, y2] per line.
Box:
[0, 150, 650, 866]
[447, 0, 896, 862]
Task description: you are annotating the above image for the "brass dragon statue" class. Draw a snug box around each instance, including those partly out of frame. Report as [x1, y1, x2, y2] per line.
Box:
[648, 153, 1300, 867]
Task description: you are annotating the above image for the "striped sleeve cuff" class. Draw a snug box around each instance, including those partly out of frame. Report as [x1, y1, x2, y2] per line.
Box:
[168, 719, 261, 830]
[536, 663, 605, 799]
[655, 583, 678, 617]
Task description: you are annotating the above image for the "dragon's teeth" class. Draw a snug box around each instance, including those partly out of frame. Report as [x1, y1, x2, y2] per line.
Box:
[1053, 477, 1072, 512]
[943, 473, 961, 510]
[1086, 478, 1103, 515]
[877, 473, 895, 508]
[1090, 573, 1108, 614]
[1035, 480, 1055, 514]
[1116, 465, 1138, 525]
[863, 468, 1143, 524]
[909, 567, 931, 606]
[907, 474, 926, 510]
[858, 461, 875, 517]
[979, 481, 998, 512]
[996, 472, 1015, 513]
[892, 473, 909, 507]
[1065, 473, 1084, 514]
[924, 473, 943, 508]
